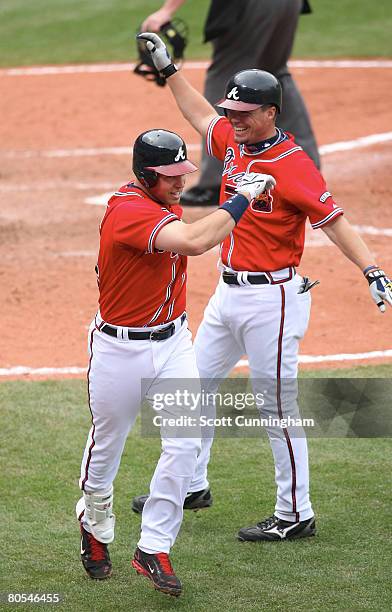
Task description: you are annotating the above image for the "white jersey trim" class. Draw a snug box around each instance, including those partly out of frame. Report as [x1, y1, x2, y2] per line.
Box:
[113, 190, 144, 198]
[226, 232, 235, 268]
[166, 299, 175, 321]
[247, 146, 303, 168]
[147, 214, 177, 254]
[311, 207, 344, 229]
[206, 116, 226, 156]
[147, 260, 178, 325]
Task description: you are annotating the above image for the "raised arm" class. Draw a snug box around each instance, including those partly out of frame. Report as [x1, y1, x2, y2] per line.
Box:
[167, 72, 217, 138]
[137, 32, 217, 137]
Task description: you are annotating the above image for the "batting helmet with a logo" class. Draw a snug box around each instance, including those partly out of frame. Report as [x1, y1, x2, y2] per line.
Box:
[216, 69, 282, 113]
[133, 129, 197, 188]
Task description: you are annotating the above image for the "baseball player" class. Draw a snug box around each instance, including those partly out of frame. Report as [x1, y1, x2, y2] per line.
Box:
[139, 0, 318, 207]
[75, 127, 274, 596]
[132, 33, 392, 541]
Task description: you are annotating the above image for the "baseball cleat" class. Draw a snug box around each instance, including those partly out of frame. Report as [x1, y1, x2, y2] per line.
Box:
[80, 525, 112, 580]
[131, 547, 182, 597]
[237, 514, 316, 542]
[131, 488, 213, 514]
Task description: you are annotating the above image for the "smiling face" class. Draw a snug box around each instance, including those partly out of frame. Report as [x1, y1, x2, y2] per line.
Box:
[226, 105, 277, 144]
[148, 173, 186, 206]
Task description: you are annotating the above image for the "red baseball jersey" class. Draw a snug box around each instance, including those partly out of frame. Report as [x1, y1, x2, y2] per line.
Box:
[97, 183, 186, 327]
[206, 116, 344, 271]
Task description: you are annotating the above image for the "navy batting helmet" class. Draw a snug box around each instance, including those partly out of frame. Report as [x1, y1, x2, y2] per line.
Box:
[216, 69, 282, 113]
[133, 129, 197, 188]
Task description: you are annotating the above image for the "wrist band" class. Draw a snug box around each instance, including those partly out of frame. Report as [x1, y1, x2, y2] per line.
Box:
[220, 194, 249, 224]
[363, 264, 379, 276]
[161, 63, 177, 78]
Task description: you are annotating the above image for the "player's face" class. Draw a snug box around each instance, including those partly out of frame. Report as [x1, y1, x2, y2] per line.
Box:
[226, 106, 276, 144]
[150, 174, 186, 206]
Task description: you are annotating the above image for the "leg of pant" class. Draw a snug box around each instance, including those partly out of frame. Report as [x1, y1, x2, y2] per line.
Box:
[197, 145, 224, 191]
[138, 437, 201, 554]
[79, 329, 150, 494]
[204, 0, 301, 86]
[199, 0, 319, 189]
[198, 0, 290, 190]
[248, 0, 320, 168]
[251, 0, 302, 72]
[190, 283, 245, 491]
[138, 325, 201, 553]
[277, 74, 320, 168]
[197, 42, 230, 191]
[243, 278, 314, 521]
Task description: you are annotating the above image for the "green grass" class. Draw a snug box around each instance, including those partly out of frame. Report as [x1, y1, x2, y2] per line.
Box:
[300, 363, 392, 377]
[0, 0, 391, 67]
[1, 366, 391, 611]
[295, 0, 392, 58]
[0, 0, 209, 67]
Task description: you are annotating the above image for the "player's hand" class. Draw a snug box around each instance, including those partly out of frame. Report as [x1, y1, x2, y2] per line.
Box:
[236, 172, 276, 201]
[364, 267, 392, 313]
[141, 9, 173, 32]
[137, 32, 174, 73]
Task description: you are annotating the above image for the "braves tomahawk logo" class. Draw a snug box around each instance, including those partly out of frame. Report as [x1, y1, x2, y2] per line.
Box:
[251, 189, 274, 214]
[226, 86, 239, 101]
[174, 146, 186, 162]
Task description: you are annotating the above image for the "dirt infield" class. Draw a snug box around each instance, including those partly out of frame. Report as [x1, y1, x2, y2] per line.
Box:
[1, 64, 391, 375]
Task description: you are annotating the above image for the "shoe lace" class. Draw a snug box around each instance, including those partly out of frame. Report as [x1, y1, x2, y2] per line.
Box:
[256, 515, 277, 529]
[88, 533, 107, 562]
[156, 553, 174, 575]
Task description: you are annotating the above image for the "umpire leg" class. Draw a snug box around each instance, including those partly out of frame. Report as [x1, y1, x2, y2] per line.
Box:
[198, 0, 319, 193]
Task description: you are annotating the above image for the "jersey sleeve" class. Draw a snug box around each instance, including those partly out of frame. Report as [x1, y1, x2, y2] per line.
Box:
[286, 157, 344, 229]
[113, 198, 179, 253]
[205, 116, 233, 161]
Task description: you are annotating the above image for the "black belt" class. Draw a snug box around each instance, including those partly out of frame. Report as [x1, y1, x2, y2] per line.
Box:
[222, 271, 270, 285]
[101, 313, 186, 341]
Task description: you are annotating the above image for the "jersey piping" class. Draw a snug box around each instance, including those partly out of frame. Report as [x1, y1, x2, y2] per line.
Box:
[311, 207, 344, 229]
[247, 146, 303, 166]
[207, 116, 226, 156]
[147, 213, 178, 253]
[147, 259, 178, 324]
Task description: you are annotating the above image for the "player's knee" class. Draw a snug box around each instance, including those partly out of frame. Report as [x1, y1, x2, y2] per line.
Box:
[162, 437, 201, 473]
[188, 436, 202, 454]
[174, 436, 201, 457]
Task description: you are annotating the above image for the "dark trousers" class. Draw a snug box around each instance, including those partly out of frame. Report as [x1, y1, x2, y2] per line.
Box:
[198, 0, 320, 190]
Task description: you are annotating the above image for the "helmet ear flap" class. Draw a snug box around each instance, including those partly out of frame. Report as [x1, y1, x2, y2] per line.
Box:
[137, 169, 159, 188]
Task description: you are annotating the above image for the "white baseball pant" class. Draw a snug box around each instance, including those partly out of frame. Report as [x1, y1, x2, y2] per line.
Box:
[78, 313, 201, 553]
[190, 270, 314, 522]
